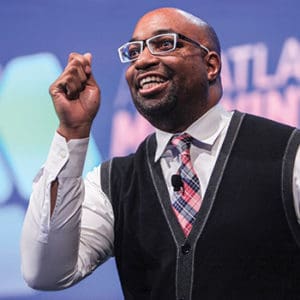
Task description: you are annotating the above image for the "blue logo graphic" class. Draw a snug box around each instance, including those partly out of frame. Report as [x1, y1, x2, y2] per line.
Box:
[0, 53, 101, 297]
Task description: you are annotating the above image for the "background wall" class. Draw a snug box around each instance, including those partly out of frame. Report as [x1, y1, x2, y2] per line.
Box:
[0, 0, 299, 299]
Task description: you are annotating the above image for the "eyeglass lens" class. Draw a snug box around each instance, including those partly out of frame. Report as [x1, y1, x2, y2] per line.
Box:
[120, 33, 177, 62]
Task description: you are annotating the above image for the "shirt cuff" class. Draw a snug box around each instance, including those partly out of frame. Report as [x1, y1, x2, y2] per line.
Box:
[44, 132, 89, 178]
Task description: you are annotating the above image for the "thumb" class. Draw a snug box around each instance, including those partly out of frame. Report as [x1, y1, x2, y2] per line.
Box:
[84, 52, 92, 65]
[86, 73, 99, 88]
[83, 52, 92, 75]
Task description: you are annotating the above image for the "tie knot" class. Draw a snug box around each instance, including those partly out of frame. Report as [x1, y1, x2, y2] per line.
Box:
[171, 133, 193, 153]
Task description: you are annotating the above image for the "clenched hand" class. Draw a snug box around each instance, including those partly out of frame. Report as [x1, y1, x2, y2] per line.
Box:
[49, 52, 101, 140]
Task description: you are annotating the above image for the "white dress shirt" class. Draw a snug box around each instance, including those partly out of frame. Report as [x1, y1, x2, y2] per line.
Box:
[21, 104, 300, 290]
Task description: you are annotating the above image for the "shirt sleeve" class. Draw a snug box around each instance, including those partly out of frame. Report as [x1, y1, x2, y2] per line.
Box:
[20, 132, 114, 290]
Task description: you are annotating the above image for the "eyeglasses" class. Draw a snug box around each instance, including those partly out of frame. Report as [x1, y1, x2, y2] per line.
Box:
[118, 32, 210, 63]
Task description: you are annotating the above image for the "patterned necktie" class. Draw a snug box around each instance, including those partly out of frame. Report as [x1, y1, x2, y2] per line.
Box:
[171, 133, 202, 236]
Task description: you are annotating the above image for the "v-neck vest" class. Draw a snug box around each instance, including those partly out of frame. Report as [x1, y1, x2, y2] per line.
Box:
[101, 111, 300, 300]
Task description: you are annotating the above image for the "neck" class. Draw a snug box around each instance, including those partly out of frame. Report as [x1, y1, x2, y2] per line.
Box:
[148, 108, 205, 133]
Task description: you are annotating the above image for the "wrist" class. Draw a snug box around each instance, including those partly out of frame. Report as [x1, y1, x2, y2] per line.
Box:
[57, 123, 91, 141]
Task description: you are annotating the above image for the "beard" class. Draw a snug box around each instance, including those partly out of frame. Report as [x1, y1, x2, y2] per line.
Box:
[130, 73, 210, 132]
[132, 84, 177, 119]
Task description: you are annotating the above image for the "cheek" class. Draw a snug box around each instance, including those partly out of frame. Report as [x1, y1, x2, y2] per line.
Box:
[188, 61, 208, 85]
[125, 67, 134, 87]
[174, 54, 204, 79]
[176, 62, 208, 95]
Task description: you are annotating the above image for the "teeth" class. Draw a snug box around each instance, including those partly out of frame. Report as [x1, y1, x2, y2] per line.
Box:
[139, 76, 166, 88]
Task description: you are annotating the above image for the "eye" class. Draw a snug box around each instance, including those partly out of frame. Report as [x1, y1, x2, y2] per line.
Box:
[149, 35, 176, 52]
[125, 44, 141, 59]
[157, 38, 175, 51]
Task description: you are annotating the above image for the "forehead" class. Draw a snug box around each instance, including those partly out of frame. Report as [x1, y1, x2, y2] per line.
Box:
[132, 10, 200, 40]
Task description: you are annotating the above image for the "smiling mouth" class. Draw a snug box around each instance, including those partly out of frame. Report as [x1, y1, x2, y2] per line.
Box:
[139, 75, 168, 91]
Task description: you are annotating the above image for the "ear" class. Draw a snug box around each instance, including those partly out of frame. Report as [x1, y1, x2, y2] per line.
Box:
[205, 51, 221, 82]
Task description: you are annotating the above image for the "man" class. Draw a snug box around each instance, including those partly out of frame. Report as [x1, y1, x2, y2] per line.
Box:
[21, 7, 300, 299]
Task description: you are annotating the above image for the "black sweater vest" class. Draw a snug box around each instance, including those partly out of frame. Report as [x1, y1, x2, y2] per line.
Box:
[101, 112, 300, 300]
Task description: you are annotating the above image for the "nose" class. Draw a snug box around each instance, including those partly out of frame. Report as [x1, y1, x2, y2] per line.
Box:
[133, 46, 159, 69]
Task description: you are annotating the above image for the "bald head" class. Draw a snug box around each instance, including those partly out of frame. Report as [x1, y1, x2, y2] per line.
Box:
[135, 7, 221, 55]
[175, 8, 221, 54]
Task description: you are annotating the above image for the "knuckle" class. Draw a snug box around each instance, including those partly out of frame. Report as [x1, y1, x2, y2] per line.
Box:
[49, 80, 60, 95]
[68, 52, 80, 61]
[64, 75, 75, 85]
[67, 65, 79, 75]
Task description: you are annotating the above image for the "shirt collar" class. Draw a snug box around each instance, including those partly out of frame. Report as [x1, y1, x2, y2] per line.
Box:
[154, 104, 231, 162]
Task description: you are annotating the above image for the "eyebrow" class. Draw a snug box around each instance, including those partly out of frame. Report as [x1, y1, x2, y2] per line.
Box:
[129, 29, 175, 42]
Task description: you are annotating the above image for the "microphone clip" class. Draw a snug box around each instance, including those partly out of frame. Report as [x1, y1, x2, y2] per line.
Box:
[171, 174, 183, 192]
